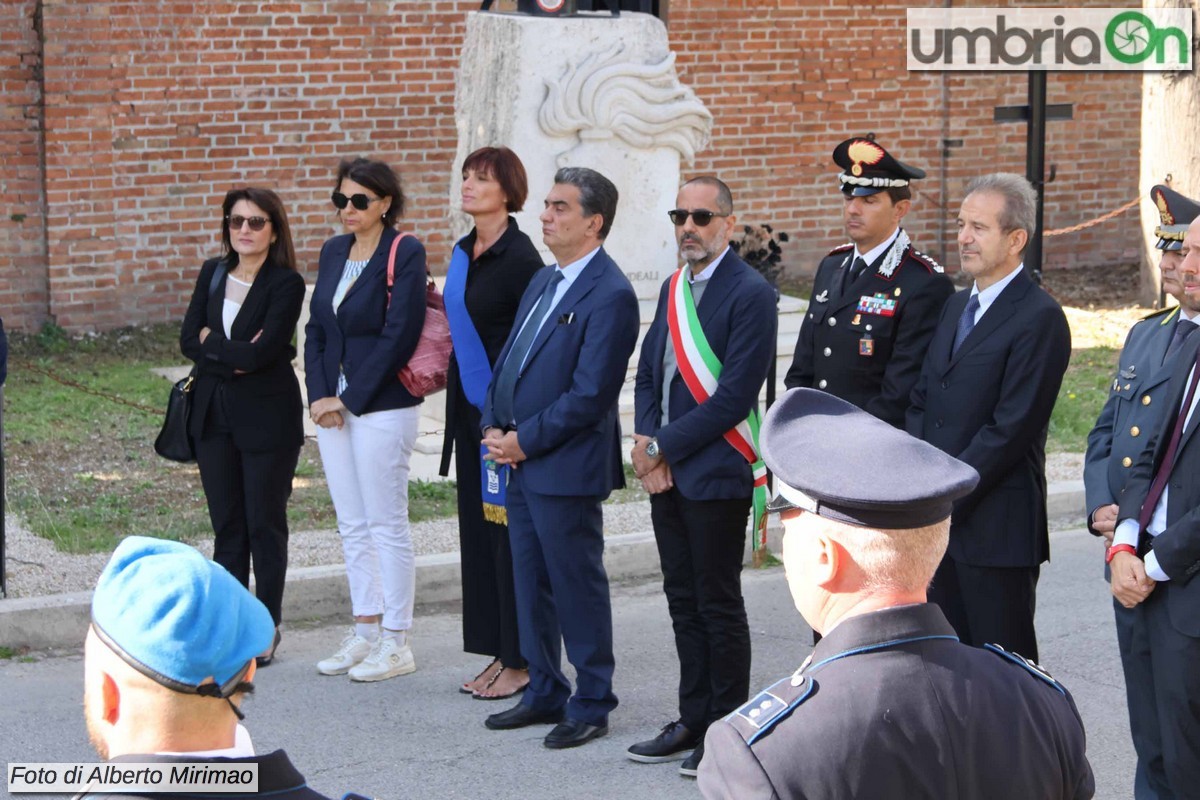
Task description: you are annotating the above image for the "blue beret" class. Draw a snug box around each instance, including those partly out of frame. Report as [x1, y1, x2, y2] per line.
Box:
[91, 537, 274, 697]
[761, 389, 979, 529]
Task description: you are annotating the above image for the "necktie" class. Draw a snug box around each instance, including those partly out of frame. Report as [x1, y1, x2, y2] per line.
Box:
[951, 294, 981, 357]
[1137, 346, 1200, 543]
[490, 269, 565, 427]
[839, 256, 867, 297]
[1165, 317, 1198, 362]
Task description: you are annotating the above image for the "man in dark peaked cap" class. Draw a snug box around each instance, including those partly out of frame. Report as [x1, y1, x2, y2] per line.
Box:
[698, 388, 1094, 800]
[784, 135, 953, 429]
[80, 537, 336, 799]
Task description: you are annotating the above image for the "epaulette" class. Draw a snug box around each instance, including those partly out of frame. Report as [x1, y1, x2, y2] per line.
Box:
[723, 673, 815, 746]
[904, 248, 945, 274]
[1142, 305, 1179, 325]
[983, 643, 1066, 695]
[827, 243, 854, 256]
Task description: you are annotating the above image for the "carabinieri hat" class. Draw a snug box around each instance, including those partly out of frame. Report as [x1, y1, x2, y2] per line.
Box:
[91, 536, 275, 708]
[834, 135, 926, 197]
[761, 389, 979, 529]
[1151, 184, 1200, 251]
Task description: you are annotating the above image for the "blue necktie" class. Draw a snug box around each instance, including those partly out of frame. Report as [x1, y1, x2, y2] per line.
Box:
[951, 294, 980, 357]
[491, 269, 565, 427]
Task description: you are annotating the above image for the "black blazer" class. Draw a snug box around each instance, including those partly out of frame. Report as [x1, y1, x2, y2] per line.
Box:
[179, 257, 306, 453]
[907, 268, 1072, 568]
[303, 229, 426, 416]
[1119, 335, 1200, 636]
[438, 220, 544, 475]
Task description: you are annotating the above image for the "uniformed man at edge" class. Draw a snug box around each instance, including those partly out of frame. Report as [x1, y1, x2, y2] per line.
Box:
[783, 135, 953, 428]
[698, 388, 1095, 800]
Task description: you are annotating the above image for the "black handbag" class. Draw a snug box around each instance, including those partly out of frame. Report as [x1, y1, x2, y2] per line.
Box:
[154, 370, 196, 462]
[155, 260, 228, 463]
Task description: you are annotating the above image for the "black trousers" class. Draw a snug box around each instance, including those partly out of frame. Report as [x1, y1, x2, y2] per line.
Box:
[928, 556, 1040, 661]
[1117, 585, 1200, 799]
[454, 400, 524, 667]
[650, 487, 751, 732]
[194, 413, 299, 625]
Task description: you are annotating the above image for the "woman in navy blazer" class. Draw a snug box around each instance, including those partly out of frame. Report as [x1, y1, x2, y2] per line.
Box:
[304, 157, 427, 682]
[180, 187, 305, 666]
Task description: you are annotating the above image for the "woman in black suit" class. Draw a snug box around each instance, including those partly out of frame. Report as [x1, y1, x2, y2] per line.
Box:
[440, 147, 543, 699]
[180, 187, 305, 666]
[304, 157, 427, 683]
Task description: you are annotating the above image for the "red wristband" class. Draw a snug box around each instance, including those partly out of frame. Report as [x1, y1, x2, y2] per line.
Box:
[1105, 544, 1137, 564]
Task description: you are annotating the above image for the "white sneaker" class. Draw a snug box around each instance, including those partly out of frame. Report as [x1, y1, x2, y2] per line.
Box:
[348, 636, 416, 682]
[316, 629, 373, 676]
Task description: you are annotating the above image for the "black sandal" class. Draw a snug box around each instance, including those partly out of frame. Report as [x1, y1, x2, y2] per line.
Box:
[459, 658, 501, 694]
[256, 628, 282, 667]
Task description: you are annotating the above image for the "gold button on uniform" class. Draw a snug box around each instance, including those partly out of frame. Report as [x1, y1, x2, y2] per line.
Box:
[823, 347, 832, 357]
[1143, 395, 1152, 406]
[1131, 426, 1140, 437]
[1122, 457, 1133, 467]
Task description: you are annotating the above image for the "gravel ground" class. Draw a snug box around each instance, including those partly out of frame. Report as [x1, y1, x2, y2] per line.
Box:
[3, 454, 1086, 600]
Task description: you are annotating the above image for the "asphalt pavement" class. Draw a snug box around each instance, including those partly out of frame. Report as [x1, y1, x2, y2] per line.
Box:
[0, 525, 1132, 800]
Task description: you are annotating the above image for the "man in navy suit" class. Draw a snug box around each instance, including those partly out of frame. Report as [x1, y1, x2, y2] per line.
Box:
[1107, 213, 1200, 798]
[480, 167, 639, 749]
[907, 173, 1071, 661]
[626, 177, 776, 778]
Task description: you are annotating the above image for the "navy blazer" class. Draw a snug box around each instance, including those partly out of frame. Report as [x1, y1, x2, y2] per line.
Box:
[481, 247, 640, 498]
[1083, 307, 1183, 533]
[179, 257, 306, 453]
[634, 250, 777, 500]
[907, 269, 1072, 568]
[1118, 335, 1200, 636]
[304, 229, 426, 416]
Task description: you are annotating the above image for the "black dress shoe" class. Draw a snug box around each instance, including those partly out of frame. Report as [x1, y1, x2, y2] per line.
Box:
[543, 718, 608, 749]
[256, 628, 282, 668]
[627, 720, 700, 763]
[679, 740, 705, 778]
[484, 703, 565, 730]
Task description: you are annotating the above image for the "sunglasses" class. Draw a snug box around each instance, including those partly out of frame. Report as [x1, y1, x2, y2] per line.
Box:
[668, 209, 728, 227]
[227, 215, 269, 232]
[331, 191, 381, 211]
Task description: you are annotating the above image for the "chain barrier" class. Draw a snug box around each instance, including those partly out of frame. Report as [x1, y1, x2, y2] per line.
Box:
[15, 358, 449, 438]
[1044, 196, 1142, 237]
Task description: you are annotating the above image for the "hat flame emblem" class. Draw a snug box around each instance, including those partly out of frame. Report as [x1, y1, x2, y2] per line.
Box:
[1155, 189, 1174, 225]
[847, 140, 885, 177]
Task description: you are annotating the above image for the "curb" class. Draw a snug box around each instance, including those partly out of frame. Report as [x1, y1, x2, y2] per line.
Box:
[0, 483, 1086, 652]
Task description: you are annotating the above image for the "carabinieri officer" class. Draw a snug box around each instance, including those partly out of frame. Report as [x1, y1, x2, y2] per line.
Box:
[784, 135, 953, 428]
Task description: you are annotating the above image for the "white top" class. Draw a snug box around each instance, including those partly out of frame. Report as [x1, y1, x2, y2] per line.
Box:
[222, 275, 253, 338]
[334, 258, 370, 396]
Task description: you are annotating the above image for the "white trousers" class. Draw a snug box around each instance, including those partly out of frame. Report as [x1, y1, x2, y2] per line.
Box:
[317, 405, 420, 631]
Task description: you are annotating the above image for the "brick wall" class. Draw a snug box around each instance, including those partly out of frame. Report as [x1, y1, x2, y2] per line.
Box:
[0, 0, 1147, 331]
[0, 0, 48, 330]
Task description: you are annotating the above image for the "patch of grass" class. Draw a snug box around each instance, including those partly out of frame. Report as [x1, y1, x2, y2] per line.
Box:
[1048, 346, 1119, 454]
[409, 480, 459, 522]
[0, 645, 30, 660]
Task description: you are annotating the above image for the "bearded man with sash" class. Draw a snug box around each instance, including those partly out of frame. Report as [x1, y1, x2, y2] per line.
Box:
[628, 176, 777, 779]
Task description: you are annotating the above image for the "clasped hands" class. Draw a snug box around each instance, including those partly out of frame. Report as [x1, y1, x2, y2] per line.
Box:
[482, 427, 526, 468]
[1110, 549, 1156, 609]
[310, 396, 346, 430]
[631, 434, 672, 495]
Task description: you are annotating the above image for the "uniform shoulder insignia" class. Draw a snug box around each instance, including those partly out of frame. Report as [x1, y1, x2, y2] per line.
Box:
[1142, 305, 1178, 323]
[983, 643, 1066, 695]
[904, 248, 945, 274]
[827, 242, 854, 256]
[723, 674, 815, 745]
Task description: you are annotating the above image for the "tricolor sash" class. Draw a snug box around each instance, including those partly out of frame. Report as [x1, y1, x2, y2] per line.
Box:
[666, 268, 769, 552]
[444, 242, 509, 524]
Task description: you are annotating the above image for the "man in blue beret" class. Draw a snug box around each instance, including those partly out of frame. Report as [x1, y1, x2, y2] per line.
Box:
[81, 537, 334, 799]
[698, 388, 1094, 799]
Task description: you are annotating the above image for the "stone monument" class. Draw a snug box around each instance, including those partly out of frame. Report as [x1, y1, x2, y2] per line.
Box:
[450, 9, 712, 300]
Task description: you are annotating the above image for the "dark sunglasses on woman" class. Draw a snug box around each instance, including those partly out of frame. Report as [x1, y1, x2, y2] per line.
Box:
[331, 191, 381, 211]
[227, 215, 269, 231]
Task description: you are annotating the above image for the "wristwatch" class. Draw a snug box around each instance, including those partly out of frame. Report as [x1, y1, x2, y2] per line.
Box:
[1105, 544, 1137, 564]
[645, 438, 660, 458]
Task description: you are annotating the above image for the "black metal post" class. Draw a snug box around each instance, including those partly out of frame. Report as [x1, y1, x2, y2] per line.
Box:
[1026, 71, 1047, 283]
[1, 383, 6, 598]
[765, 287, 780, 494]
